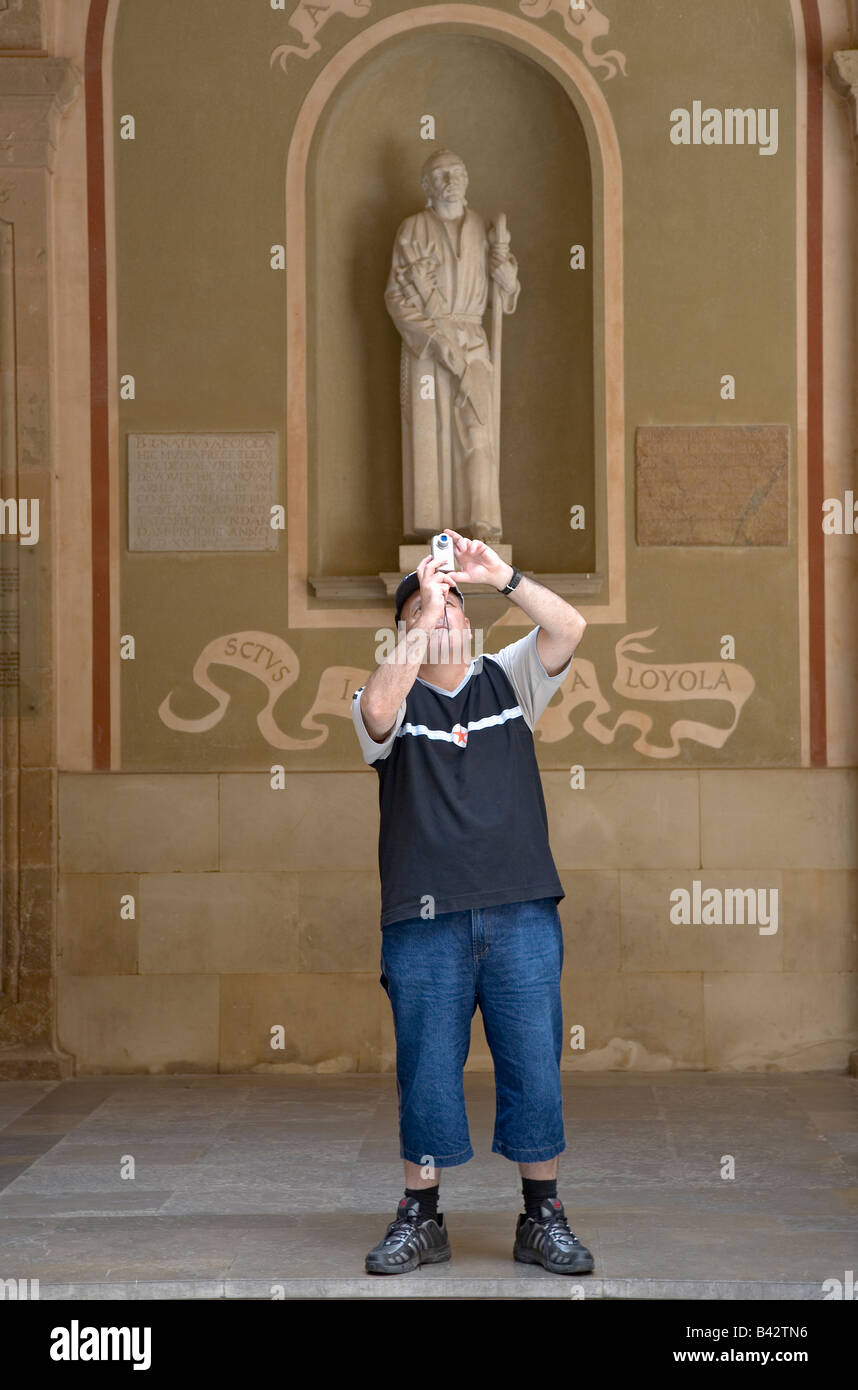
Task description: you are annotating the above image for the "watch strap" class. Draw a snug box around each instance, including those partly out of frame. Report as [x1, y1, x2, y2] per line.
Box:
[498, 565, 523, 596]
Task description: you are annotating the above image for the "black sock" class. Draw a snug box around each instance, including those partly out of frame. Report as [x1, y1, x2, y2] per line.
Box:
[522, 1176, 557, 1221]
[405, 1184, 440, 1223]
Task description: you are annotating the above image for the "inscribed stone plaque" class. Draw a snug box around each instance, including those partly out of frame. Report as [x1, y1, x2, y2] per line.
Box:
[635, 425, 789, 546]
[0, 546, 41, 716]
[128, 433, 279, 551]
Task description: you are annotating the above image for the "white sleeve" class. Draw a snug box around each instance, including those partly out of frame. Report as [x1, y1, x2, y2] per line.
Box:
[484, 626, 574, 731]
[350, 686, 406, 765]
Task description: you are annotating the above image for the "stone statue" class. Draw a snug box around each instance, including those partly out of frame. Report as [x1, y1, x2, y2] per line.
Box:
[384, 150, 520, 544]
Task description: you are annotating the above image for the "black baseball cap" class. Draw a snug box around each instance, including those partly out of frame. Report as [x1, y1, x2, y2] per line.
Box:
[394, 570, 465, 625]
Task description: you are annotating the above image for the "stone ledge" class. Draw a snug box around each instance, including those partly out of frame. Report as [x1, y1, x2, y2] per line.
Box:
[23, 1275, 832, 1301]
[309, 572, 605, 600]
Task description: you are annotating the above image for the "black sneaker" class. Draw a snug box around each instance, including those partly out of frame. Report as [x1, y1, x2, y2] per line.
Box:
[513, 1197, 595, 1275]
[365, 1195, 452, 1275]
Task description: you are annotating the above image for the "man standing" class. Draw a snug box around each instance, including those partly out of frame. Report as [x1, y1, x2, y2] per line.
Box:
[351, 531, 594, 1277]
[385, 151, 519, 544]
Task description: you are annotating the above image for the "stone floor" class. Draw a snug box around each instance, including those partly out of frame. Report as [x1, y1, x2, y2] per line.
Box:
[0, 1071, 856, 1300]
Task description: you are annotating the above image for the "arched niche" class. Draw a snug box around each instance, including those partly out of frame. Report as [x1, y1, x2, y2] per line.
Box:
[311, 27, 594, 576]
[286, 7, 625, 625]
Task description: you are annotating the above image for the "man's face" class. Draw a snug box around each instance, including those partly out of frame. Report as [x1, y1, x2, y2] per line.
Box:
[425, 158, 468, 207]
[401, 588, 471, 663]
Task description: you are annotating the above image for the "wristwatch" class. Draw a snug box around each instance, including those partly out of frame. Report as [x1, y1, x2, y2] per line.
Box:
[497, 565, 523, 596]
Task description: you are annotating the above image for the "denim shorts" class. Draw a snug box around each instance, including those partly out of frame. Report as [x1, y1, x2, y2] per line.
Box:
[379, 897, 566, 1166]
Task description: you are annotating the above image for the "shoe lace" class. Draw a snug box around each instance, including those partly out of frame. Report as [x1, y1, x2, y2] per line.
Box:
[384, 1212, 420, 1245]
[543, 1208, 581, 1248]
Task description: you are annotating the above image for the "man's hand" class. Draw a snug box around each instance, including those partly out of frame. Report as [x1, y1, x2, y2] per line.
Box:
[359, 554, 452, 742]
[441, 529, 511, 590]
[415, 552, 455, 627]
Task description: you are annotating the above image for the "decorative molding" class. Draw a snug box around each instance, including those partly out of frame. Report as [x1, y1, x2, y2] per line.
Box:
[828, 50, 858, 161]
[517, 0, 627, 81]
[268, 0, 628, 83]
[270, 0, 372, 74]
[0, 56, 80, 170]
[0, 218, 18, 1017]
[0, 41, 79, 1077]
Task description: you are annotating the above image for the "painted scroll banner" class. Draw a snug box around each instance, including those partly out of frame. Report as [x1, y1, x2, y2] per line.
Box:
[536, 629, 756, 759]
[159, 626, 755, 760]
[158, 629, 366, 749]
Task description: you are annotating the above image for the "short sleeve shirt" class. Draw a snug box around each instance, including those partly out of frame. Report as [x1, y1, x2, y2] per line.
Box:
[351, 625, 573, 928]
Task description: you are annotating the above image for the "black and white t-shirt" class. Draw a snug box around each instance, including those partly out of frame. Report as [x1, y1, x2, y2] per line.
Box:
[351, 625, 573, 928]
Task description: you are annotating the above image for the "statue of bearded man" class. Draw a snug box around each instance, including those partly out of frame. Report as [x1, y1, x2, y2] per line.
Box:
[384, 149, 520, 544]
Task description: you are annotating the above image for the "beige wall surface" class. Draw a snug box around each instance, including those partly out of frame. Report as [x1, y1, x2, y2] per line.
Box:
[96, 0, 802, 771]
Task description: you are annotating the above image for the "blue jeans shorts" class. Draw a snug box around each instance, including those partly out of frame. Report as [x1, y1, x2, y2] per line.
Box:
[379, 897, 566, 1167]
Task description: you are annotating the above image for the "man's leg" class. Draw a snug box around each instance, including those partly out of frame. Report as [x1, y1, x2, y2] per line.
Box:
[380, 914, 475, 1172]
[519, 1158, 559, 1179]
[366, 915, 475, 1274]
[379, 913, 474, 1231]
[404, 1159, 441, 1189]
[477, 899, 566, 1167]
[477, 899, 594, 1273]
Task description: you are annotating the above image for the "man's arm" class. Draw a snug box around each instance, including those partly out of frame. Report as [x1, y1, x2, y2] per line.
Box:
[497, 566, 586, 675]
[360, 617, 435, 742]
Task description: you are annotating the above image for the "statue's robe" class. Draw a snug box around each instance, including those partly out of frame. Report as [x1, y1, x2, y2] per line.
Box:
[384, 206, 519, 537]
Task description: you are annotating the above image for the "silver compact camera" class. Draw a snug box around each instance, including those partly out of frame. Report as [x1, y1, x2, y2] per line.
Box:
[430, 532, 456, 573]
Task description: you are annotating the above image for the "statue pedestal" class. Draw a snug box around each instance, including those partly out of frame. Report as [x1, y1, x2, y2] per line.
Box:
[398, 543, 512, 571]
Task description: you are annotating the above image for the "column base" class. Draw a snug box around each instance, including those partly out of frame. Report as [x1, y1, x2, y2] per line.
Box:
[0, 1046, 75, 1080]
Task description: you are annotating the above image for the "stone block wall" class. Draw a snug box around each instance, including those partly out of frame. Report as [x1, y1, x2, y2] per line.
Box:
[56, 769, 858, 1073]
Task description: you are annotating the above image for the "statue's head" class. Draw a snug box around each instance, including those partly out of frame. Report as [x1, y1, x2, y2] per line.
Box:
[421, 150, 469, 209]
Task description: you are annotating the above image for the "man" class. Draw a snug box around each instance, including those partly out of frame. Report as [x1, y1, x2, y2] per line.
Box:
[384, 150, 519, 544]
[350, 530, 594, 1277]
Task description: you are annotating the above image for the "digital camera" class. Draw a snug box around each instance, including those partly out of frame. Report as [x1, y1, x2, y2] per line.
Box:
[430, 532, 456, 573]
